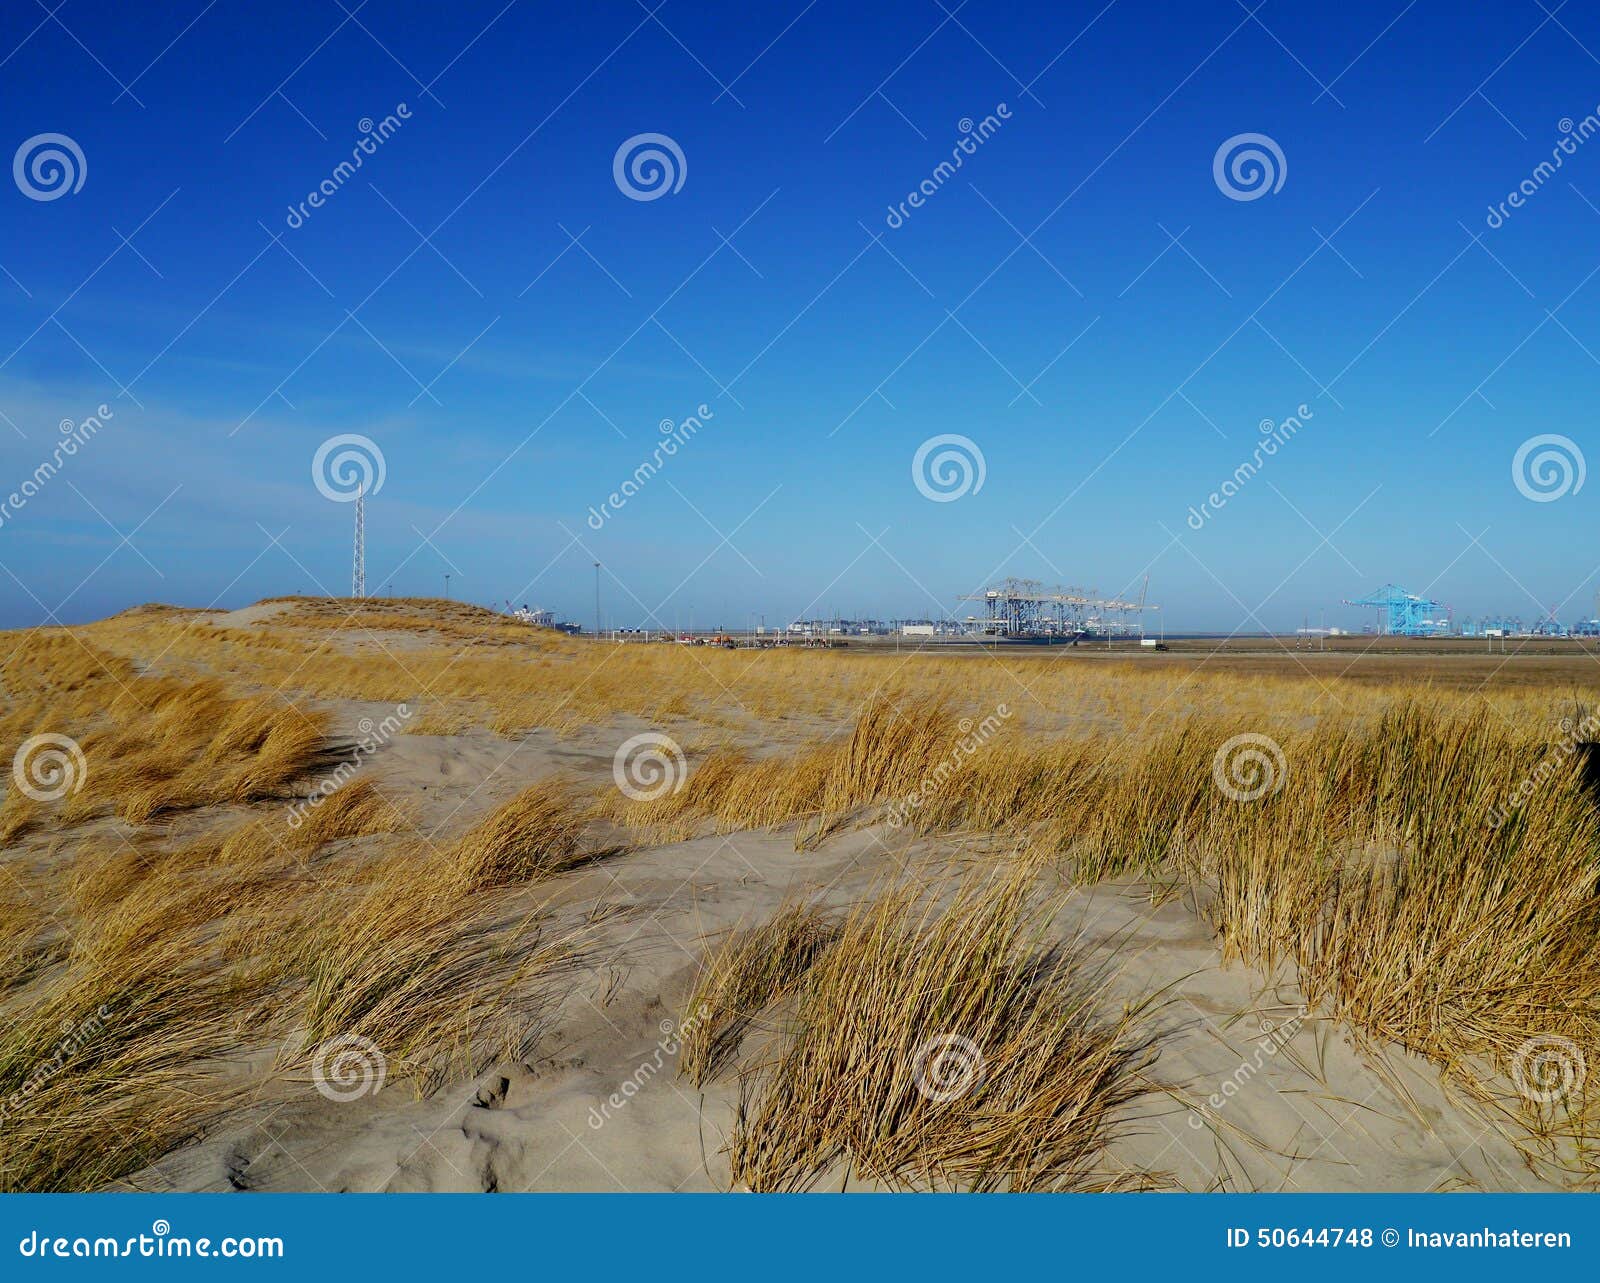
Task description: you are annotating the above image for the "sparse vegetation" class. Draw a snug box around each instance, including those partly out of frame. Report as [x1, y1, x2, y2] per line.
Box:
[0, 614, 598, 1189]
[4, 595, 1600, 1189]
[448, 777, 592, 892]
[725, 875, 1159, 1192]
[681, 903, 839, 1086]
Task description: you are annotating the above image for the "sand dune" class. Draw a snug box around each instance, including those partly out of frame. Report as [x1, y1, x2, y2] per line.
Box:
[1, 600, 1588, 1194]
[121, 726, 1558, 1193]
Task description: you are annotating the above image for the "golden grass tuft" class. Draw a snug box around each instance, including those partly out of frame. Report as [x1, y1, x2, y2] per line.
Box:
[726, 875, 1158, 1192]
[448, 778, 591, 893]
[0, 956, 243, 1192]
[287, 778, 407, 850]
[1190, 702, 1600, 1064]
[680, 904, 839, 1086]
[289, 859, 585, 1095]
[4, 669, 332, 831]
[600, 696, 963, 847]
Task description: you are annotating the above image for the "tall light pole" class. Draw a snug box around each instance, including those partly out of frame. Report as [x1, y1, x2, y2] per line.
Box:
[444, 573, 450, 600]
[594, 561, 601, 637]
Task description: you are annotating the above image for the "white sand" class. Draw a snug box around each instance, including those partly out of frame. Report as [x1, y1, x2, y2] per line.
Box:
[119, 705, 1563, 1192]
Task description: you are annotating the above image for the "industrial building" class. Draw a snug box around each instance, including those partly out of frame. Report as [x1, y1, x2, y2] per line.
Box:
[957, 577, 1158, 640]
[1343, 584, 1600, 639]
[1343, 585, 1451, 637]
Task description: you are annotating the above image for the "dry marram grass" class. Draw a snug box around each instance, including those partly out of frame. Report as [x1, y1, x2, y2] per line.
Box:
[725, 876, 1159, 1192]
[7, 596, 1600, 1187]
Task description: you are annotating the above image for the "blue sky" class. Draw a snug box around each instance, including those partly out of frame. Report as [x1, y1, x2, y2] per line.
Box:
[1, 0, 1597, 632]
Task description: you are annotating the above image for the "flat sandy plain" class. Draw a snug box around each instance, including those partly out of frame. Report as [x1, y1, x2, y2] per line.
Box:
[833, 632, 1600, 691]
[2, 599, 1597, 1192]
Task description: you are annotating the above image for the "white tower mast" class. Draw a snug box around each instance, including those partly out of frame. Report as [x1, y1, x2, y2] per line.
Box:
[352, 482, 366, 599]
